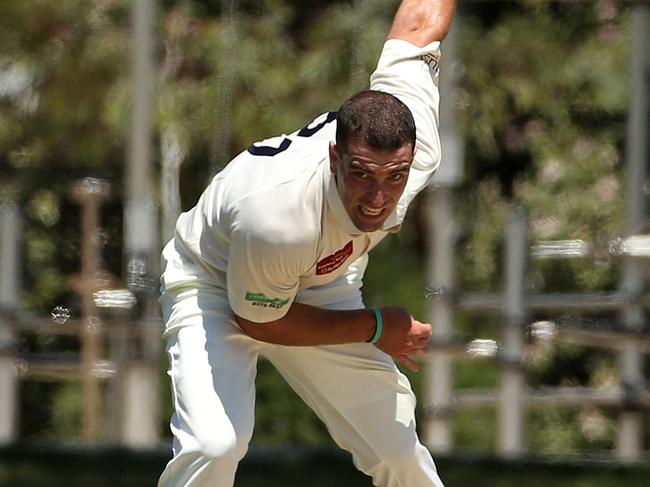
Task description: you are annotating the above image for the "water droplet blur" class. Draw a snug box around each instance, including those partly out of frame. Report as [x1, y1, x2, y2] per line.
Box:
[91, 359, 116, 379]
[13, 358, 28, 376]
[93, 289, 137, 309]
[127, 256, 155, 292]
[424, 284, 444, 300]
[128, 255, 146, 275]
[85, 316, 101, 331]
[92, 228, 110, 248]
[619, 235, 650, 257]
[531, 240, 591, 259]
[530, 320, 556, 339]
[466, 339, 499, 358]
[78, 177, 110, 195]
[51, 306, 71, 324]
[608, 237, 624, 256]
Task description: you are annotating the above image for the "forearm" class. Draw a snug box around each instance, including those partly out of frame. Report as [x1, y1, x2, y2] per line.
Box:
[236, 301, 376, 346]
[237, 301, 433, 371]
[388, 0, 457, 46]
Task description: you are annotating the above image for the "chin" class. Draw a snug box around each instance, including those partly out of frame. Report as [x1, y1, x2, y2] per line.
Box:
[354, 219, 385, 233]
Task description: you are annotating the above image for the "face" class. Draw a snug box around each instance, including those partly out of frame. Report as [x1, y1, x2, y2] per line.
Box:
[329, 138, 415, 233]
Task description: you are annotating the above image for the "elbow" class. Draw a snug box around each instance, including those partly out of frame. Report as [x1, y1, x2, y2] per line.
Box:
[236, 315, 262, 339]
[416, 13, 455, 45]
[389, 1, 456, 46]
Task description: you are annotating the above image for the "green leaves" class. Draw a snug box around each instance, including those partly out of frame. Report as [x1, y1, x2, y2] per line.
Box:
[0, 0, 636, 451]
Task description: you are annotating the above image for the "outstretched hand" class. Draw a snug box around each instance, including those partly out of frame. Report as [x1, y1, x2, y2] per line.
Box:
[374, 307, 432, 372]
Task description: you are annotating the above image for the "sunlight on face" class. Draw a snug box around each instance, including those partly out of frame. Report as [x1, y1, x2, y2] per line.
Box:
[329, 139, 414, 233]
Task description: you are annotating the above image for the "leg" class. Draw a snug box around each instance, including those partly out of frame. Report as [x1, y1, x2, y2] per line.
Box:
[158, 288, 261, 487]
[264, 343, 443, 487]
[266, 256, 444, 486]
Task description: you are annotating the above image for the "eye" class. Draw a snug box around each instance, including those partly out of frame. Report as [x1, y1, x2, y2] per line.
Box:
[389, 172, 406, 182]
[352, 170, 369, 180]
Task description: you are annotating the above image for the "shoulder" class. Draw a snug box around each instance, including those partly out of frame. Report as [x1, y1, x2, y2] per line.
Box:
[373, 39, 441, 77]
[229, 166, 324, 252]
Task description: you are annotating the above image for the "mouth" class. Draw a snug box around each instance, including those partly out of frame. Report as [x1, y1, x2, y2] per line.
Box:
[358, 205, 386, 219]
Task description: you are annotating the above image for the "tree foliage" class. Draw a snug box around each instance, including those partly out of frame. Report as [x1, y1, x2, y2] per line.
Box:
[0, 0, 639, 454]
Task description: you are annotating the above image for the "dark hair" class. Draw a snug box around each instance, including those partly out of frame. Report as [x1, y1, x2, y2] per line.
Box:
[335, 90, 416, 154]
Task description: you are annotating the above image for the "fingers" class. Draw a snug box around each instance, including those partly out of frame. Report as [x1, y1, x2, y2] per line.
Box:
[405, 336, 429, 353]
[414, 320, 433, 338]
[395, 349, 429, 372]
[405, 329, 431, 348]
[403, 345, 427, 358]
[395, 337, 429, 372]
[375, 310, 431, 370]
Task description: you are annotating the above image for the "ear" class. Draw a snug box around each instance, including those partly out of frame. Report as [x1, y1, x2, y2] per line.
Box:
[329, 141, 340, 174]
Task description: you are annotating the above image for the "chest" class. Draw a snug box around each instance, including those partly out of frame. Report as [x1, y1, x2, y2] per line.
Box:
[298, 224, 385, 289]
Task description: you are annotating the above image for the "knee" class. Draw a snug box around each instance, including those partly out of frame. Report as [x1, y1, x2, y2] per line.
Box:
[366, 443, 441, 487]
[194, 424, 251, 461]
[372, 435, 428, 472]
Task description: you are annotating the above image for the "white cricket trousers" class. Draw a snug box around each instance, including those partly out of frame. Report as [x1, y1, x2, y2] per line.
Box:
[157, 288, 445, 487]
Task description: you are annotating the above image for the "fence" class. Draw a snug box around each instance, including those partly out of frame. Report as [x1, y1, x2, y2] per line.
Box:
[422, 2, 650, 461]
[0, 179, 161, 447]
[422, 208, 650, 460]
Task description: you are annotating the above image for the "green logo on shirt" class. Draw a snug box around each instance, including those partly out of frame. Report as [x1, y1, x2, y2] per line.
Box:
[245, 292, 290, 309]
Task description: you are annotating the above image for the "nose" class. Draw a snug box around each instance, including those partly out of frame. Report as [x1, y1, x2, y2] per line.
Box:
[368, 184, 387, 207]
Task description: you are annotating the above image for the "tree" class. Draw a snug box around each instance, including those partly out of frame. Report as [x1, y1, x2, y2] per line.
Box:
[0, 0, 637, 453]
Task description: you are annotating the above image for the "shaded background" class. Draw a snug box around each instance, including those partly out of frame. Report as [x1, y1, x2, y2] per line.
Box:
[0, 0, 648, 485]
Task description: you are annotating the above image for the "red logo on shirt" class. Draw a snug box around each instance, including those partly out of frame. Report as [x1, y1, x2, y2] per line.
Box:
[316, 241, 353, 275]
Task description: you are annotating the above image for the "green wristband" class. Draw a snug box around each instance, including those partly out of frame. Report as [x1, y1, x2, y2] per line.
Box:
[368, 308, 383, 344]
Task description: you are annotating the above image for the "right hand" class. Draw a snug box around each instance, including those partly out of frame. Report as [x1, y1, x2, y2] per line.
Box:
[374, 306, 432, 372]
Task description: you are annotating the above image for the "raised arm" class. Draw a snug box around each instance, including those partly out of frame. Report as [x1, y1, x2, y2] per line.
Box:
[388, 0, 457, 46]
[234, 1, 459, 373]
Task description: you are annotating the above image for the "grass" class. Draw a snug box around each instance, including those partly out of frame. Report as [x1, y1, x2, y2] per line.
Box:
[1, 443, 650, 487]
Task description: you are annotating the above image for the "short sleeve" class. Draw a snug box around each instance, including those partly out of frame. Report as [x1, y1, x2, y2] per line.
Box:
[370, 39, 442, 229]
[227, 226, 303, 324]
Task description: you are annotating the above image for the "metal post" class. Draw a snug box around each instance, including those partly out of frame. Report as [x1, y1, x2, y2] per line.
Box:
[497, 209, 527, 457]
[350, 0, 371, 92]
[126, 0, 156, 246]
[616, 1, 648, 462]
[161, 129, 183, 242]
[159, 5, 186, 243]
[0, 204, 21, 444]
[209, 0, 238, 176]
[424, 15, 463, 452]
[121, 361, 160, 447]
[424, 187, 455, 451]
[123, 0, 160, 447]
[125, 0, 158, 276]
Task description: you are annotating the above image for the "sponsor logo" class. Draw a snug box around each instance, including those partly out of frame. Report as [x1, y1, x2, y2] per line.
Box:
[245, 292, 290, 309]
[316, 241, 353, 275]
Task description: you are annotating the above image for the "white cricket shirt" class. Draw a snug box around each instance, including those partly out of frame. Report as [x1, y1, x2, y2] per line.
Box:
[161, 39, 442, 329]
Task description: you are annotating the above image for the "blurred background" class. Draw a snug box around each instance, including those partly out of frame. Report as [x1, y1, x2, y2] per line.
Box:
[0, 0, 649, 485]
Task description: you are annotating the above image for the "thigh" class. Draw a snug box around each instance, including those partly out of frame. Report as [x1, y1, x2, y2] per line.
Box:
[263, 342, 419, 467]
[166, 312, 261, 454]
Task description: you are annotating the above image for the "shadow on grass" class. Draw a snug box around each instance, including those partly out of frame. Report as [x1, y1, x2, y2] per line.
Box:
[1, 443, 649, 487]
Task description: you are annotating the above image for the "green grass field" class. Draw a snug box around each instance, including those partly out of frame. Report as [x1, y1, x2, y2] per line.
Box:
[1, 443, 649, 487]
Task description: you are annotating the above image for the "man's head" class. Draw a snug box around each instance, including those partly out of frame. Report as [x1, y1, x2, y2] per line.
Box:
[329, 90, 416, 233]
